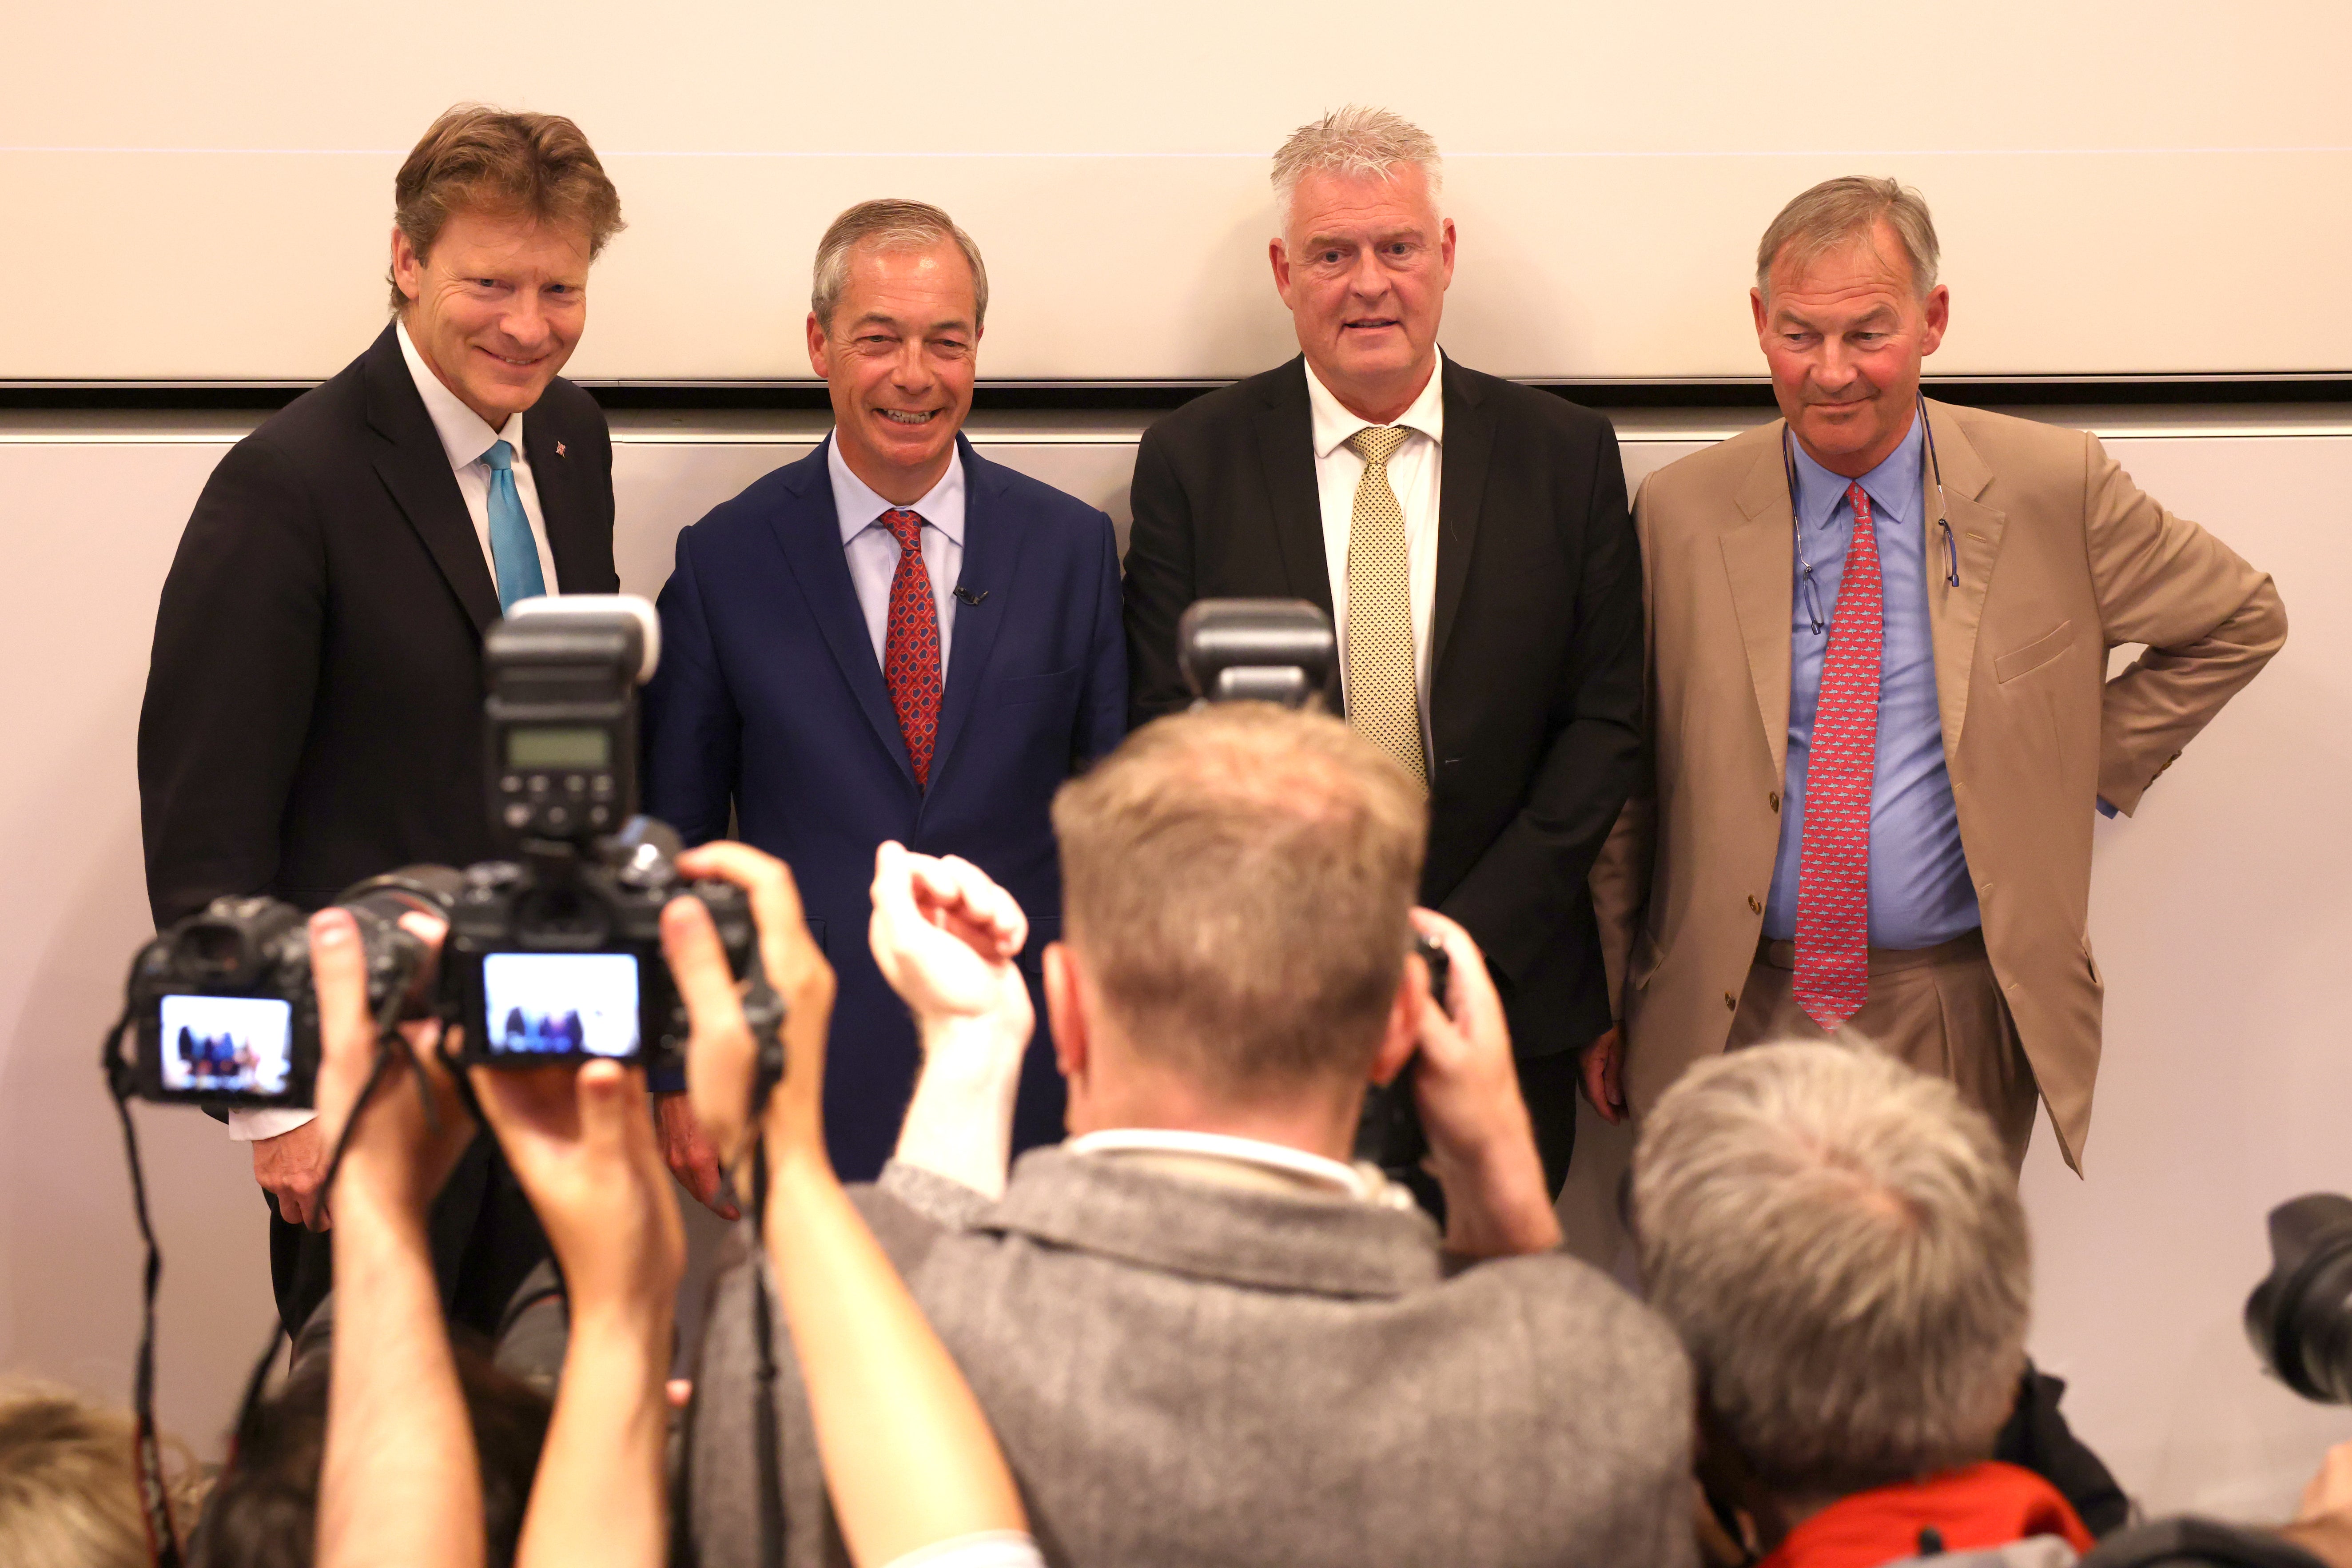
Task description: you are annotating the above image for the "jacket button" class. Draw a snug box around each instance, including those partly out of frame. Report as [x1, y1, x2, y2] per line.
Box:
[1724, 991, 1738, 1011]
[1768, 791, 1781, 812]
[1747, 894, 1762, 914]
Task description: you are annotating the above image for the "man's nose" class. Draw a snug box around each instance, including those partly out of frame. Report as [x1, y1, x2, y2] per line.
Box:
[888, 338, 934, 389]
[499, 296, 552, 354]
[1345, 248, 1391, 301]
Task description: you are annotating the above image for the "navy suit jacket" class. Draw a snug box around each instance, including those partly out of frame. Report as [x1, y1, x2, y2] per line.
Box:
[643, 434, 1127, 1179]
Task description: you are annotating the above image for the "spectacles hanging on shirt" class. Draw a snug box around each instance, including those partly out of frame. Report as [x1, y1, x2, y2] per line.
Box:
[1783, 392, 1961, 638]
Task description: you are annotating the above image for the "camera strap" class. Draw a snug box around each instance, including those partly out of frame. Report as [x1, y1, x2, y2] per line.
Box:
[101, 1007, 187, 1568]
[748, 1140, 786, 1568]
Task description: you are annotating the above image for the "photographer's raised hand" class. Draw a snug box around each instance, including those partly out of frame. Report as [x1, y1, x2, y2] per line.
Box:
[870, 841, 1035, 1199]
[309, 906, 486, 1568]
[675, 840, 1037, 1568]
[1405, 909, 1563, 1259]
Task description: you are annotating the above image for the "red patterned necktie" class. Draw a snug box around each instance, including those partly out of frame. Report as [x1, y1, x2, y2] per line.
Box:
[879, 507, 943, 788]
[1793, 481, 1883, 1030]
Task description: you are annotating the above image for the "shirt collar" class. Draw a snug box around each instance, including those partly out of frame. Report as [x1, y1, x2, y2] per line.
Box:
[827, 434, 967, 548]
[1787, 406, 1924, 532]
[1065, 1127, 1406, 1207]
[1305, 347, 1446, 461]
[396, 317, 522, 472]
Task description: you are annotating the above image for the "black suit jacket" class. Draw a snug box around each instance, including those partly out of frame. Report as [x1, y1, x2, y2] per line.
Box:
[139, 322, 619, 927]
[1123, 354, 1642, 1060]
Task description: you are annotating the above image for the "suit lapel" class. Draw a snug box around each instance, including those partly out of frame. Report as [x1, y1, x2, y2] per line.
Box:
[1250, 359, 1335, 617]
[362, 324, 501, 633]
[927, 438, 1022, 798]
[1920, 399, 2004, 757]
[1429, 355, 1491, 677]
[1723, 429, 1797, 781]
[768, 441, 916, 787]
[523, 401, 596, 592]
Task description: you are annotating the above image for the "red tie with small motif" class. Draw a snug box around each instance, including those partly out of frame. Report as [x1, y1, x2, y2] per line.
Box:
[880, 508, 943, 789]
[1793, 482, 1883, 1030]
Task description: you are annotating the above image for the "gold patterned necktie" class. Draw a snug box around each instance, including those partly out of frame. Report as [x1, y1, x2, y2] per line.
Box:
[1344, 425, 1426, 786]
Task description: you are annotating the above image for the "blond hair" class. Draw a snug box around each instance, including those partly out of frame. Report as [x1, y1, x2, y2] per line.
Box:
[0, 1383, 200, 1568]
[1270, 106, 1443, 228]
[1631, 1041, 2030, 1503]
[387, 104, 625, 311]
[1050, 704, 1426, 1093]
[810, 199, 990, 330]
[1756, 175, 1940, 298]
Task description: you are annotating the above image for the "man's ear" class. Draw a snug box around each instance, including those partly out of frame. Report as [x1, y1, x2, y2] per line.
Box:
[390, 227, 423, 306]
[1268, 236, 1294, 309]
[1368, 965, 1420, 1089]
[806, 311, 831, 378]
[1044, 942, 1087, 1086]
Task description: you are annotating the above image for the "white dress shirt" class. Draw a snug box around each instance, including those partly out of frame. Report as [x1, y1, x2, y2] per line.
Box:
[1304, 351, 1444, 756]
[397, 318, 558, 596]
[228, 323, 561, 1146]
[831, 435, 966, 681]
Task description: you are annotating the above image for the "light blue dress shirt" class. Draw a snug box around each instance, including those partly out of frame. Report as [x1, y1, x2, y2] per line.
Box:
[1763, 413, 1980, 949]
[829, 434, 965, 681]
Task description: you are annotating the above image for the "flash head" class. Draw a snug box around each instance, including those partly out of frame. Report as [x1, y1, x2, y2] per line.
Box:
[485, 595, 660, 844]
[1176, 598, 1336, 710]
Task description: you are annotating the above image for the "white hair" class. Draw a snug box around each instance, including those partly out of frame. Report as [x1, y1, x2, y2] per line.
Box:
[1631, 1040, 2030, 1505]
[1270, 105, 1443, 231]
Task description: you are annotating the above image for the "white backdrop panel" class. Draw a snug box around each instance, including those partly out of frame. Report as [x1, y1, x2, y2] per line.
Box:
[4, 0, 2348, 379]
[1, 414, 2346, 1522]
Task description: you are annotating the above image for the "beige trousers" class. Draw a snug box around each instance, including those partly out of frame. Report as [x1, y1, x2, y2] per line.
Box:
[1729, 929, 2040, 1170]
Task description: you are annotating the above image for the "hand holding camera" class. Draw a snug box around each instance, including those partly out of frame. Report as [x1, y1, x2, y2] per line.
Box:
[670, 841, 835, 1183]
[1401, 910, 1561, 1258]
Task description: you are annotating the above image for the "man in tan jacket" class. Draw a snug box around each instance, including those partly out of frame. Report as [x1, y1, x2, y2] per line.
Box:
[1586, 177, 2284, 1170]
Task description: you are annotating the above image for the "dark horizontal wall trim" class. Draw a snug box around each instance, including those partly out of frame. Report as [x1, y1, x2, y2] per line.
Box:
[4, 373, 2349, 415]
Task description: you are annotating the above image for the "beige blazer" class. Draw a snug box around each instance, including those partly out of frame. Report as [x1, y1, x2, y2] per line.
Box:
[1591, 401, 2285, 1168]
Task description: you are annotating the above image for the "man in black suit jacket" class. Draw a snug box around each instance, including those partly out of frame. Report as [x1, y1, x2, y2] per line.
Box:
[137, 107, 625, 1334]
[1122, 107, 1642, 1193]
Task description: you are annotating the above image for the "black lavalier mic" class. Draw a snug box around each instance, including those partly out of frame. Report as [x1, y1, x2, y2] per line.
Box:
[953, 585, 989, 605]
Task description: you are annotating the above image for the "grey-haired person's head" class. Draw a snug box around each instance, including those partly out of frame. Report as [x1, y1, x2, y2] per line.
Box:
[1631, 1040, 2030, 1508]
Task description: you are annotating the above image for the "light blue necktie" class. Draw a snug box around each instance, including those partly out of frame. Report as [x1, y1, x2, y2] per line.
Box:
[481, 439, 546, 612]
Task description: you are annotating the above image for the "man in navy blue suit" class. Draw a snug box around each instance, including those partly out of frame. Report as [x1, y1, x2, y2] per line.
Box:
[643, 199, 1126, 1192]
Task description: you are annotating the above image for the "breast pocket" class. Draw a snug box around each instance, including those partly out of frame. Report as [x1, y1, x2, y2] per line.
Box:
[1994, 619, 2077, 685]
[995, 665, 1082, 710]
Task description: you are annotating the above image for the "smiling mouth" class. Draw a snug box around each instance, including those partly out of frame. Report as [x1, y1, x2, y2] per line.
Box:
[1343, 319, 1400, 331]
[478, 347, 542, 369]
[877, 409, 939, 426]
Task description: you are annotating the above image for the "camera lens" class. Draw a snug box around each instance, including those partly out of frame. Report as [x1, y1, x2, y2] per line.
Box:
[2246, 1194, 2352, 1403]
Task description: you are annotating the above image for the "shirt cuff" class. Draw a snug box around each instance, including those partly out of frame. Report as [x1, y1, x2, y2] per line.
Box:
[228, 1107, 318, 1142]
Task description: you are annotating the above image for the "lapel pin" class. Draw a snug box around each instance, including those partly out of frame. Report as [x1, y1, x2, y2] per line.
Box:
[954, 586, 988, 605]
[555, 441, 567, 458]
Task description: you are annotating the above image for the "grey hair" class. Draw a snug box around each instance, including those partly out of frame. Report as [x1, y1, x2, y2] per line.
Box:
[1630, 1040, 2030, 1504]
[810, 198, 989, 330]
[1270, 105, 1443, 230]
[1756, 175, 1941, 299]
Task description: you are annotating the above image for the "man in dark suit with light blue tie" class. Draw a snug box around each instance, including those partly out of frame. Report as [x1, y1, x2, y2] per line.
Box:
[642, 200, 1126, 1190]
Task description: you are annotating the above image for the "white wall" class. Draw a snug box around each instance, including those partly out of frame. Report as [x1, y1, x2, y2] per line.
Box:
[3, 409, 2348, 1524]
[7, 0, 2350, 380]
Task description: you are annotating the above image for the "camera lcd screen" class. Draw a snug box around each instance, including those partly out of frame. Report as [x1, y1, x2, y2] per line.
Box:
[482, 952, 641, 1058]
[506, 728, 610, 769]
[159, 994, 294, 1096]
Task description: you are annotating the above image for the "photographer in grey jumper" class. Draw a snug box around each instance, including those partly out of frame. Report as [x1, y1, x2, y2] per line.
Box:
[685, 701, 1696, 1568]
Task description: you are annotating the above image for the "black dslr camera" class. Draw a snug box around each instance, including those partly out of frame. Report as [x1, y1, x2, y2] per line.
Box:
[1175, 599, 1439, 1175]
[443, 597, 759, 1073]
[2245, 1193, 2352, 1403]
[112, 869, 459, 1107]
